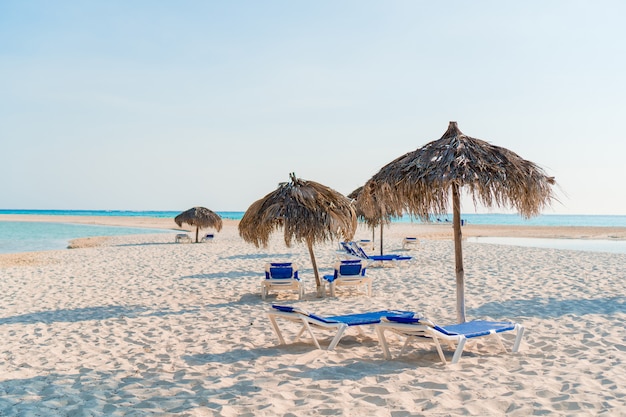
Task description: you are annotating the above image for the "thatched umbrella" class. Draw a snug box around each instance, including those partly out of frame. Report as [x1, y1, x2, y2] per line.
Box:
[348, 186, 375, 246]
[367, 121, 556, 323]
[174, 207, 223, 243]
[348, 184, 398, 256]
[239, 173, 357, 296]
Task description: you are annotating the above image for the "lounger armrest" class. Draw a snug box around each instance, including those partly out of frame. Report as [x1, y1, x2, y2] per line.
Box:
[271, 304, 309, 315]
[323, 274, 336, 283]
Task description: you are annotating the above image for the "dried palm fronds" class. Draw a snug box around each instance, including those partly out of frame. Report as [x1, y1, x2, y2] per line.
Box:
[239, 173, 356, 295]
[175, 207, 223, 243]
[367, 121, 556, 322]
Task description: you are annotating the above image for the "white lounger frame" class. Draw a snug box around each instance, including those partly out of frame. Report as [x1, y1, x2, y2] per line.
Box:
[324, 260, 372, 297]
[402, 237, 420, 250]
[201, 234, 214, 242]
[327, 275, 372, 297]
[267, 309, 368, 351]
[261, 263, 304, 300]
[175, 233, 192, 243]
[375, 320, 524, 365]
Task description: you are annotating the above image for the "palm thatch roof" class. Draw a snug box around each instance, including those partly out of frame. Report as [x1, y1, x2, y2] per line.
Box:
[367, 121, 556, 220]
[348, 186, 377, 227]
[174, 207, 223, 243]
[367, 121, 556, 322]
[348, 184, 399, 255]
[239, 173, 357, 295]
[349, 179, 409, 225]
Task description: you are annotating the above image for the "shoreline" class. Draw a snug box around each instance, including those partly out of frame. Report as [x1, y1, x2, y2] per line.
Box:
[2, 214, 626, 268]
[2, 213, 626, 241]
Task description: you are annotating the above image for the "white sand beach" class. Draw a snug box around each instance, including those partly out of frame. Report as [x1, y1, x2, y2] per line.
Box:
[1, 217, 626, 416]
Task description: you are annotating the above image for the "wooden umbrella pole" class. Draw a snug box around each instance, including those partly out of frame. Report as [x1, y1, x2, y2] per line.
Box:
[452, 183, 466, 323]
[307, 240, 323, 297]
[379, 224, 384, 256]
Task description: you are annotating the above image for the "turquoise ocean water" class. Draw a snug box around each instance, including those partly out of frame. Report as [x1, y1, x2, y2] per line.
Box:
[1, 210, 626, 255]
[0, 221, 169, 255]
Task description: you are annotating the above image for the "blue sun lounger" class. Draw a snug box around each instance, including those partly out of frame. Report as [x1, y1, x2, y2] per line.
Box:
[376, 316, 524, 364]
[267, 304, 416, 351]
[338, 241, 412, 266]
[201, 233, 215, 242]
[323, 260, 372, 297]
[402, 237, 420, 250]
[261, 262, 304, 300]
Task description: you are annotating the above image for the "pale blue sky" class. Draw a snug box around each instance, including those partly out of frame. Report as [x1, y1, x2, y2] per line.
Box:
[2, 1, 625, 215]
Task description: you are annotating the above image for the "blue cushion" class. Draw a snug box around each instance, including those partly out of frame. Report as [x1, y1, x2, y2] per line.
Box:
[442, 320, 516, 338]
[269, 267, 294, 279]
[384, 316, 421, 324]
[327, 310, 415, 326]
[384, 317, 515, 338]
[272, 305, 415, 326]
[272, 304, 295, 312]
[339, 264, 362, 276]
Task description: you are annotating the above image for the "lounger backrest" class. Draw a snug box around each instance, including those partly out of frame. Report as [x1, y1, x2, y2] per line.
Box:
[337, 260, 365, 277]
[271, 304, 337, 323]
[352, 244, 370, 260]
[383, 316, 450, 334]
[265, 263, 298, 279]
[341, 241, 359, 256]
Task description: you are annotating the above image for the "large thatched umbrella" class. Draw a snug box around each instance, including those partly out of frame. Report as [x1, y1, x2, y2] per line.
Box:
[239, 173, 357, 296]
[175, 207, 223, 243]
[366, 121, 556, 323]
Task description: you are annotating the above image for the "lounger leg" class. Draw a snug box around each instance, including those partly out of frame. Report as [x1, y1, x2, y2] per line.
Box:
[328, 324, 349, 351]
[450, 336, 467, 364]
[400, 336, 413, 356]
[512, 324, 525, 352]
[432, 337, 448, 364]
[268, 314, 286, 345]
[376, 327, 393, 359]
[295, 325, 307, 341]
[490, 330, 507, 352]
[300, 318, 322, 349]
[261, 285, 267, 300]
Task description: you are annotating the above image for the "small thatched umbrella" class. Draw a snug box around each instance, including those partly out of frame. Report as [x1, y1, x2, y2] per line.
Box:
[348, 183, 398, 256]
[175, 207, 223, 243]
[239, 173, 357, 296]
[367, 121, 556, 323]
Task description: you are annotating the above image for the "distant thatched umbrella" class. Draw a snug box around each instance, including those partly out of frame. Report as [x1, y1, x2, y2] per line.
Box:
[367, 121, 556, 323]
[348, 184, 397, 256]
[175, 207, 223, 243]
[239, 173, 357, 296]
